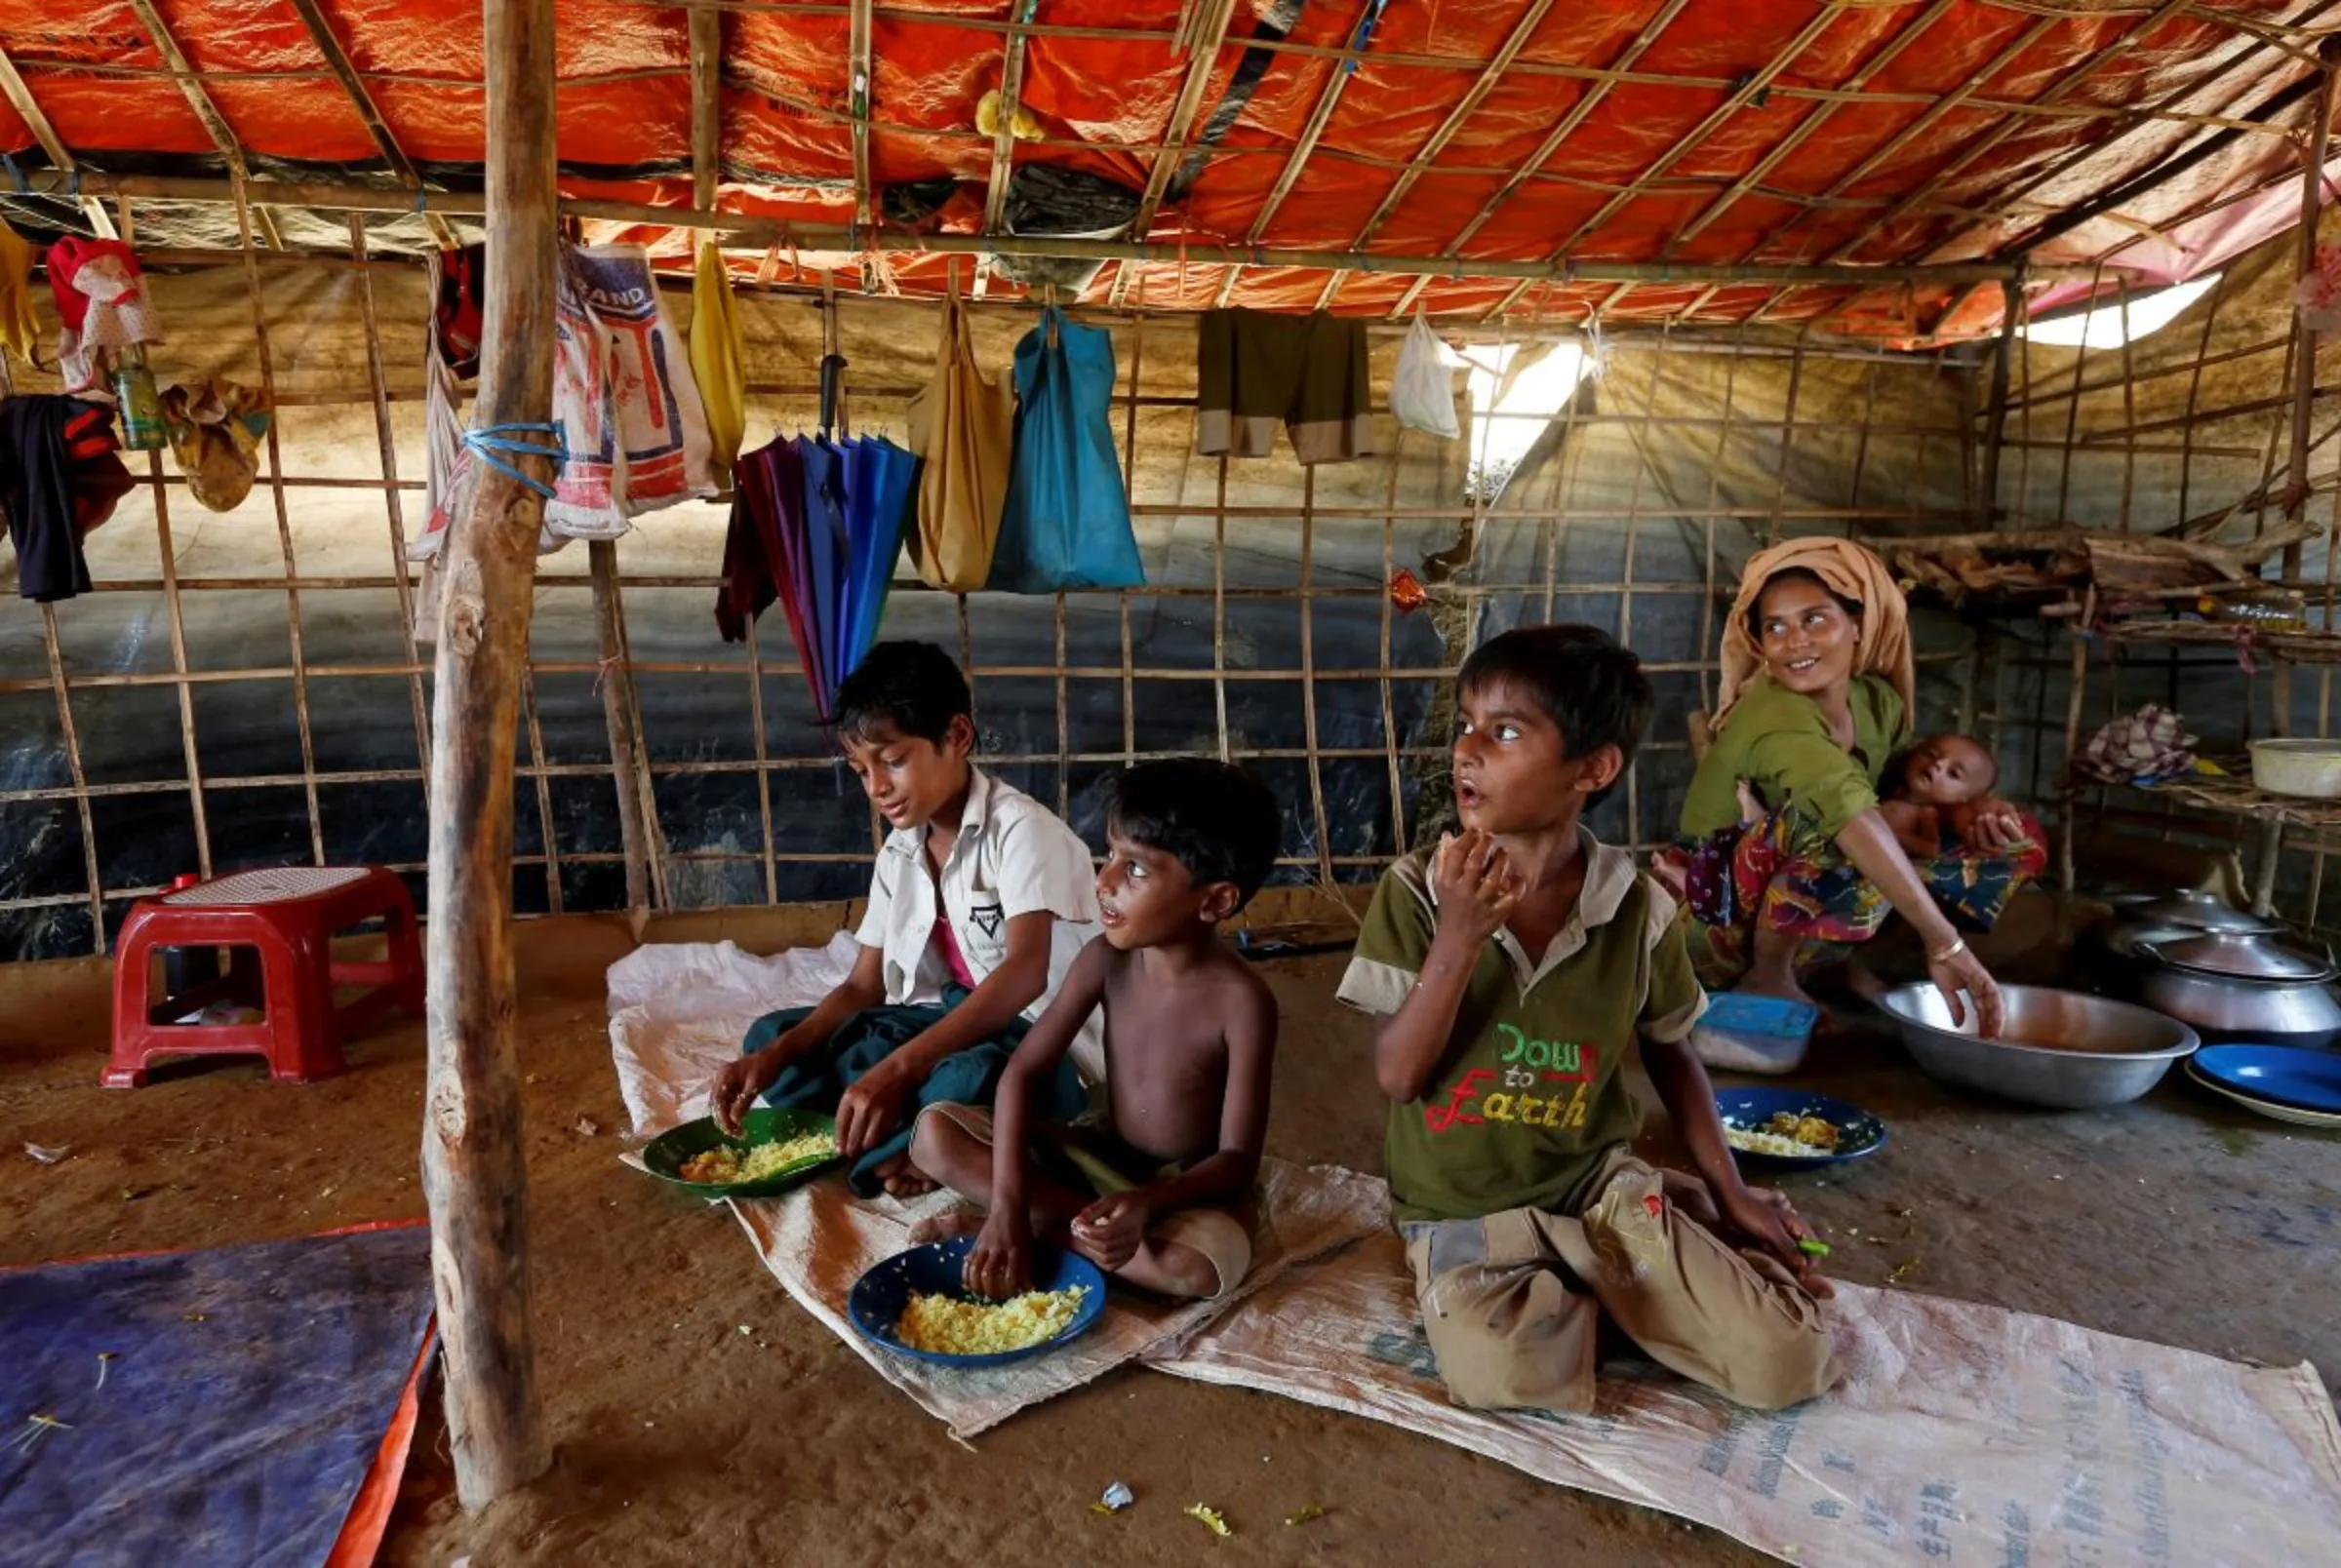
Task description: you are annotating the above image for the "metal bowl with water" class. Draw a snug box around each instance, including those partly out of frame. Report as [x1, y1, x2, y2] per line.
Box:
[1878, 984, 2200, 1110]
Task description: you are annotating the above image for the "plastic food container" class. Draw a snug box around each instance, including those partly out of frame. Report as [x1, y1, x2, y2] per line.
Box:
[2247, 738, 2341, 800]
[1689, 992, 1821, 1076]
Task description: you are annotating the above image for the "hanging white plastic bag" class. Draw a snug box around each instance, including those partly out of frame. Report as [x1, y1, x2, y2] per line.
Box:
[1390, 312, 1459, 439]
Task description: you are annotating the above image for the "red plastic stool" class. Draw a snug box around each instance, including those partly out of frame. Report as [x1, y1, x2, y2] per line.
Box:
[105, 865, 424, 1088]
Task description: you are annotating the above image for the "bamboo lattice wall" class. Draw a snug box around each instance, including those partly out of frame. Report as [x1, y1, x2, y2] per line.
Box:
[5, 207, 2006, 960]
[1979, 228, 2341, 928]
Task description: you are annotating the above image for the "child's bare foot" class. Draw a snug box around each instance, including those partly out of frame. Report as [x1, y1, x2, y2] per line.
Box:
[907, 1205, 985, 1245]
[872, 1153, 937, 1197]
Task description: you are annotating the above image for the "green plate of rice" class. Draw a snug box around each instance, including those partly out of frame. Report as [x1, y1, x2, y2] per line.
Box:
[642, 1108, 844, 1197]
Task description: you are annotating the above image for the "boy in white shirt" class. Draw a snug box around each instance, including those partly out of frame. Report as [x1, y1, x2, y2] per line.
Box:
[711, 642, 1101, 1196]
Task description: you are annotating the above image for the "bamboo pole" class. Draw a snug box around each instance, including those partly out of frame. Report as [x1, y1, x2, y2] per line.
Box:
[2052, 265, 2100, 527]
[1298, 466, 1333, 885]
[1212, 455, 1230, 762]
[2284, 53, 2335, 580]
[112, 194, 216, 882]
[418, 0, 555, 1509]
[518, 668, 566, 913]
[1974, 279, 2020, 529]
[350, 214, 436, 788]
[1378, 434, 1409, 852]
[591, 540, 657, 920]
[1121, 313, 1142, 767]
[46, 172, 2069, 288]
[232, 179, 326, 866]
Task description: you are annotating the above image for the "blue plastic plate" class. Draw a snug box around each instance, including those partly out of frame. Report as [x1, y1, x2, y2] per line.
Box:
[2189, 1044, 2341, 1116]
[849, 1236, 1107, 1369]
[1714, 1087, 1887, 1166]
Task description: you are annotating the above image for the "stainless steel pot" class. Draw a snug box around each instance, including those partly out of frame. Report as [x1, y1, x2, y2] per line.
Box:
[2105, 921, 2202, 961]
[2126, 891, 2280, 935]
[2137, 967, 2341, 1043]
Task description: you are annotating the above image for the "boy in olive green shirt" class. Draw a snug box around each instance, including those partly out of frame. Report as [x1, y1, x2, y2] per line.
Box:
[1337, 625, 1840, 1415]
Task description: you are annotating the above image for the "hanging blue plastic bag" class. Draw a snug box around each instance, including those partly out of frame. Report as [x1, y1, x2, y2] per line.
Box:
[990, 306, 1145, 593]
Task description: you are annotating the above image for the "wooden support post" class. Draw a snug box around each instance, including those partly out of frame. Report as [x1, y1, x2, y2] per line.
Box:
[419, 0, 555, 1510]
[2252, 817, 2284, 918]
[2059, 626, 2088, 894]
[1975, 277, 2020, 529]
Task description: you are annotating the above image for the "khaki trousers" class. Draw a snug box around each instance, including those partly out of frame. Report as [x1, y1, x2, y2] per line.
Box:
[1401, 1155, 1840, 1414]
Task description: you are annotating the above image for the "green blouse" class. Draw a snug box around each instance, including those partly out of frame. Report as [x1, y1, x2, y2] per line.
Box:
[1680, 672, 1911, 842]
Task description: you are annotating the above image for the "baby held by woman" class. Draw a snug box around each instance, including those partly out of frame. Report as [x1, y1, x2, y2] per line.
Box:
[1878, 733, 2022, 859]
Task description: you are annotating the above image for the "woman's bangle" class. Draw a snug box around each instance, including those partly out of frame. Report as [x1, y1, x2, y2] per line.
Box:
[1928, 936, 1967, 964]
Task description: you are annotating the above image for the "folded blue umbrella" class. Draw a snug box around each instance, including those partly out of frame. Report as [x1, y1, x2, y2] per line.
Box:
[840, 435, 918, 678]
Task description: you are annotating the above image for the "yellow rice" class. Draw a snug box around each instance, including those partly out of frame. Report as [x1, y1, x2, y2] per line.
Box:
[894, 1285, 1091, 1356]
[679, 1129, 838, 1185]
[1724, 1112, 1843, 1159]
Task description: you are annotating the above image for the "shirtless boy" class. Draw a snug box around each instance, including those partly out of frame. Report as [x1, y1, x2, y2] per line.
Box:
[908, 758, 1282, 1301]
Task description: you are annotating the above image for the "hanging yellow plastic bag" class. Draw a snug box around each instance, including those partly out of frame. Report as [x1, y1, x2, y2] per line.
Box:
[0, 223, 38, 364]
[690, 239, 746, 487]
[906, 296, 1012, 592]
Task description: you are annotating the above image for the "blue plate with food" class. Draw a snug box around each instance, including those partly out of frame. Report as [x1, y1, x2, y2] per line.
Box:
[1714, 1087, 1887, 1167]
[849, 1236, 1107, 1368]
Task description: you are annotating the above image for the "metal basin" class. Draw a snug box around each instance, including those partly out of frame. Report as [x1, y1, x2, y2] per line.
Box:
[1878, 984, 2199, 1110]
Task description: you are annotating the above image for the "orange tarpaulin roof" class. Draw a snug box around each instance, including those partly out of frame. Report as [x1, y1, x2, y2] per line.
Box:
[0, 0, 2327, 338]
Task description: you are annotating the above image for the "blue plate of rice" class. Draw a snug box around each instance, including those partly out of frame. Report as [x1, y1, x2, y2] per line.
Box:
[849, 1236, 1107, 1368]
[1714, 1086, 1887, 1167]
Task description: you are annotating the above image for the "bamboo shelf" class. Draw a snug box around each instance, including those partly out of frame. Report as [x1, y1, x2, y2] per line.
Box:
[2097, 620, 2341, 662]
[2105, 772, 2341, 831]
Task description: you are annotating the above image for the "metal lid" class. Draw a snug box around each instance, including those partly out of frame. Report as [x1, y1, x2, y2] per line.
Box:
[2142, 931, 2338, 984]
[2132, 892, 2281, 934]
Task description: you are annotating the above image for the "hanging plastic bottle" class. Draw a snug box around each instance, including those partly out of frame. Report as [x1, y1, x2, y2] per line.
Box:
[112, 344, 167, 451]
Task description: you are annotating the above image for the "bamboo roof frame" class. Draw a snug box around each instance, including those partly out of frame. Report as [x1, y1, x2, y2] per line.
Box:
[280, 0, 462, 251]
[1833, 0, 2328, 266]
[119, 0, 284, 252]
[0, 0, 2318, 331]
[0, 45, 114, 239]
[1210, 0, 1382, 309]
[640, 0, 2316, 138]
[1105, 0, 1242, 307]
[1387, 0, 1704, 320]
[7, 169, 2091, 295]
[1306, 0, 1559, 312]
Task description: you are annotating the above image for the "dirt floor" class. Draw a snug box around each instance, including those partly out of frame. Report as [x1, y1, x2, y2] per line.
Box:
[4, 909, 2338, 1567]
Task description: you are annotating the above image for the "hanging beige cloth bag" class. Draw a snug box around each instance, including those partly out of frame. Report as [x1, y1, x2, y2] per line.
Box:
[906, 294, 1012, 591]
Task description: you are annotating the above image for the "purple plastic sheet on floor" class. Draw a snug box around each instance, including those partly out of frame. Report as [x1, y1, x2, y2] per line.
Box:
[0, 1223, 434, 1568]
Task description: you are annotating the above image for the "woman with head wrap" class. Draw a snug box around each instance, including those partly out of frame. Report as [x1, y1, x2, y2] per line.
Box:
[1666, 539, 2045, 1038]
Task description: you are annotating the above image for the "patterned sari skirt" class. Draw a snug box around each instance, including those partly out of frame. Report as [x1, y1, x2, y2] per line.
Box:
[1659, 804, 2048, 991]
